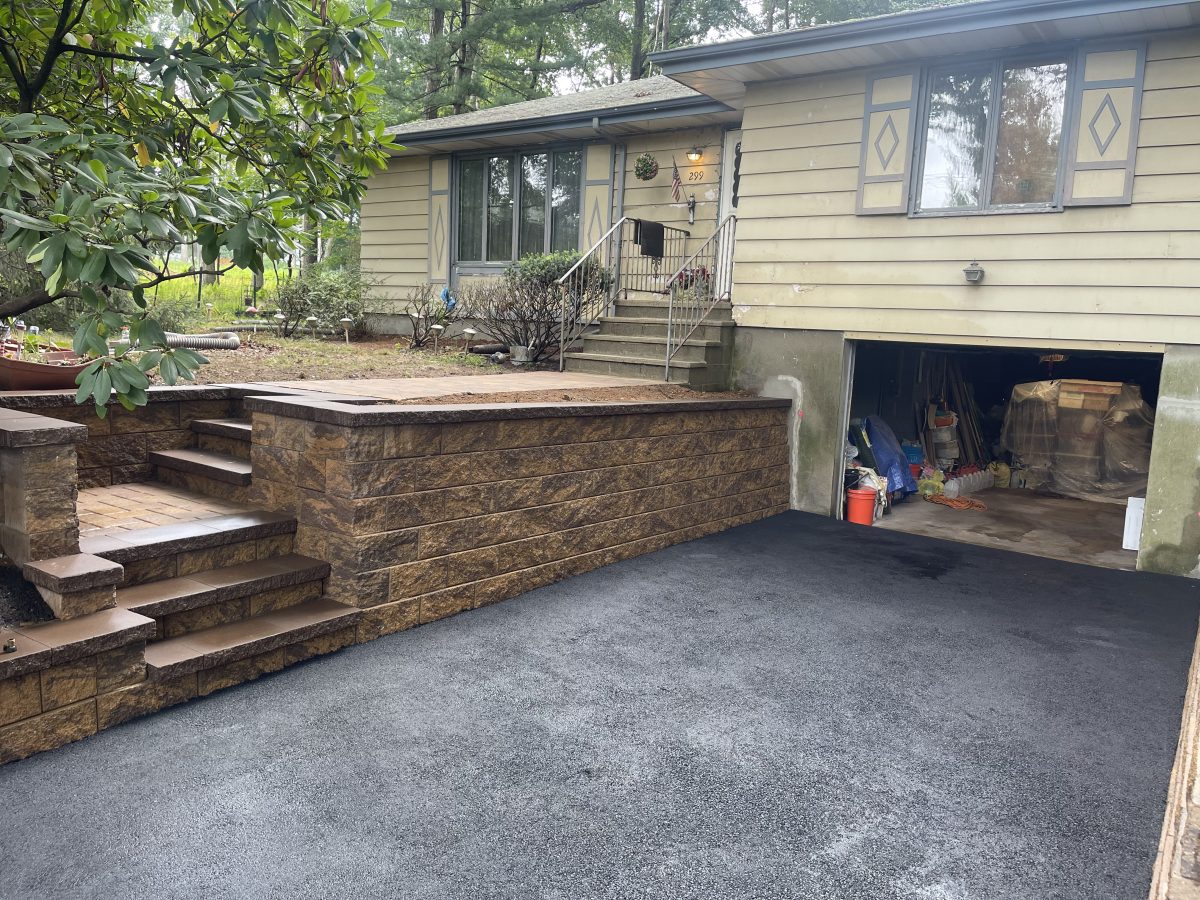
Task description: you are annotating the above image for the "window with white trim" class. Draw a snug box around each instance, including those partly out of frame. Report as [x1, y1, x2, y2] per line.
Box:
[456, 149, 583, 264]
[915, 56, 1070, 214]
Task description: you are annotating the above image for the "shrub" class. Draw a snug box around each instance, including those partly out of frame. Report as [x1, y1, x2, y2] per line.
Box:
[271, 265, 372, 337]
[394, 284, 466, 349]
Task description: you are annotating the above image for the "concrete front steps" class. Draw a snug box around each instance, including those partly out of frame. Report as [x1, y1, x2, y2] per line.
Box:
[80, 512, 360, 698]
[149, 417, 253, 502]
[563, 297, 734, 390]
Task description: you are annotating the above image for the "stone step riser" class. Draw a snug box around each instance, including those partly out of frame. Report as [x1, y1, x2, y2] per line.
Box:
[150, 578, 325, 642]
[115, 534, 296, 588]
[613, 302, 734, 322]
[578, 338, 723, 364]
[154, 466, 254, 506]
[598, 320, 730, 341]
[196, 432, 251, 460]
[564, 355, 691, 385]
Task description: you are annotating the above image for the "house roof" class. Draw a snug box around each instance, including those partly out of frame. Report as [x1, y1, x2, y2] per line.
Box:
[654, 0, 1200, 105]
[385, 76, 737, 155]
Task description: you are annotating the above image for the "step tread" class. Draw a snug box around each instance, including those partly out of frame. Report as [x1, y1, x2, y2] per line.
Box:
[150, 448, 252, 485]
[145, 598, 360, 678]
[190, 418, 252, 440]
[581, 333, 721, 348]
[80, 510, 296, 564]
[598, 315, 734, 327]
[564, 351, 707, 369]
[116, 553, 329, 618]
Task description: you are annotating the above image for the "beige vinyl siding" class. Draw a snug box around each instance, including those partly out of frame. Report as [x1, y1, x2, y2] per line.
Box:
[732, 30, 1200, 349]
[361, 155, 431, 309]
[621, 126, 727, 253]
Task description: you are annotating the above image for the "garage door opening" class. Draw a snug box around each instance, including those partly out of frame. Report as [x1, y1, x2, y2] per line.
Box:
[844, 341, 1162, 570]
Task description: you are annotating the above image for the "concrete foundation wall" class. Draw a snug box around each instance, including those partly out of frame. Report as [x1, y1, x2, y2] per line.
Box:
[1141, 344, 1200, 576]
[731, 327, 848, 516]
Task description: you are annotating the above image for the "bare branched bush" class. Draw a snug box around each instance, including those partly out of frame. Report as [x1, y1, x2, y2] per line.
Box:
[395, 284, 466, 349]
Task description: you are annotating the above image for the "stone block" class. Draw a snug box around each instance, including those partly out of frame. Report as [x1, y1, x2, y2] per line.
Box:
[255, 534, 294, 559]
[283, 624, 356, 665]
[110, 402, 180, 434]
[386, 558, 448, 601]
[96, 673, 198, 729]
[177, 399, 234, 424]
[40, 657, 98, 710]
[198, 648, 285, 696]
[176, 540, 257, 576]
[0, 671, 41, 726]
[35, 584, 117, 620]
[323, 567, 390, 608]
[418, 584, 475, 624]
[95, 642, 147, 693]
[23, 553, 123, 594]
[161, 598, 247, 639]
[121, 555, 178, 586]
[247, 580, 323, 617]
[111, 464, 153, 484]
[76, 433, 148, 469]
[356, 599, 419, 642]
[78, 468, 113, 489]
[0, 699, 97, 764]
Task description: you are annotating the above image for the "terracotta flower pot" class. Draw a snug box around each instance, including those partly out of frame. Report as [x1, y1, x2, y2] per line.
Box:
[0, 348, 92, 391]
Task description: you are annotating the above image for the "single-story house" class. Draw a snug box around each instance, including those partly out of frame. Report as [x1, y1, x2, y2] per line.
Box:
[360, 0, 1200, 579]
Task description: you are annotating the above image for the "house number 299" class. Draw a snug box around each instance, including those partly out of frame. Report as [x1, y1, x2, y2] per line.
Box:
[688, 171, 705, 182]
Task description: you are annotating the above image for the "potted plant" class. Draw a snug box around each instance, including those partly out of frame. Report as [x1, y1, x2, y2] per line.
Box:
[0, 321, 93, 390]
[634, 152, 659, 181]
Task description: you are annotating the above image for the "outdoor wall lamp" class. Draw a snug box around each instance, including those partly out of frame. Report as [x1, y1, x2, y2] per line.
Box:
[963, 261, 985, 284]
[686, 147, 703, 162]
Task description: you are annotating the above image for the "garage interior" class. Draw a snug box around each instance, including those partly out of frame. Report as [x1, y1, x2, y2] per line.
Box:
[846, 341, 1162, 570]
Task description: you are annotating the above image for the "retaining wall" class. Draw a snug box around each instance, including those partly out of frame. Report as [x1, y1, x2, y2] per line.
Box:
[243, 395, 792, 632]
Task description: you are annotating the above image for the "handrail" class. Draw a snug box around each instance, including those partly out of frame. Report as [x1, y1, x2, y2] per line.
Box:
[557, 218, 629, 369]
[557, 216, 691, 369]
[665, 214, 737, 382]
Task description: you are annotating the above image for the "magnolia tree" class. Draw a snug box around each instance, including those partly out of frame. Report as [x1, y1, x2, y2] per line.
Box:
[0, 0, 396, 414]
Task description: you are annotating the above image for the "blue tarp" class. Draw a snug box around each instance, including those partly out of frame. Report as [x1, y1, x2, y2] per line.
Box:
[865, 415, 918, 494]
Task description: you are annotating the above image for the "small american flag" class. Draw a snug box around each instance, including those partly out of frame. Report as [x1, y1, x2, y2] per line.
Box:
[670, 157, 683, 202]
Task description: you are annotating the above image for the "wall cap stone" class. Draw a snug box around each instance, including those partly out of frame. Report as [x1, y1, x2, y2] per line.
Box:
[243, 395, 793, 427]
[0, 607, 154, 680]
[23, 554, 124, 593]
[0, 409, 88, 447]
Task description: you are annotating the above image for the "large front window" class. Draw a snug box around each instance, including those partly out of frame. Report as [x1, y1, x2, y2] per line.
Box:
[457, 149, 583, 263]
[916, 56, 1069, 214]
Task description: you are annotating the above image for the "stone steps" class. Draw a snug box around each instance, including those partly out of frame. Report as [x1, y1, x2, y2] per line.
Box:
[144, 597, 360, 680]
[150, 447, 253, 502]
[596, 316, 733, 342]
[191, 418, 252, 460]
[578, 333, 724, 364]
[117, 553, 330, 639]
[80, 510, 297, 587]
[563, 351, 695, 384]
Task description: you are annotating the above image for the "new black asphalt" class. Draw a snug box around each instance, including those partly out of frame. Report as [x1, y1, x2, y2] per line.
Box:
[2, 511, 1196, 899]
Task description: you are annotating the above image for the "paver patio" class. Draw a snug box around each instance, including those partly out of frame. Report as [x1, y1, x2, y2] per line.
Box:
[0, 512, 1194, 899]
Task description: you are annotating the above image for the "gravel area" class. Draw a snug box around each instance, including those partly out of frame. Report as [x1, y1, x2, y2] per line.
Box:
[0, 565, 52, 628]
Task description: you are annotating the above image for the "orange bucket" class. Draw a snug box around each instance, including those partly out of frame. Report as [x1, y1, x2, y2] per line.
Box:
[846, 487, 878, 526]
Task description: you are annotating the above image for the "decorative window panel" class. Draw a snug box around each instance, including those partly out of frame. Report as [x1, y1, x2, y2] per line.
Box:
[429, 156, 450, 283]
[1064, 44, 1146, 206]
[581, 143, 613, 250]
[856, 70, 919, 215]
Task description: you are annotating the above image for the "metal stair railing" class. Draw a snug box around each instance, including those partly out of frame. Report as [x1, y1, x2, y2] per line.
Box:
[663, 214, 737, 382]
[557, 217, 691, 368]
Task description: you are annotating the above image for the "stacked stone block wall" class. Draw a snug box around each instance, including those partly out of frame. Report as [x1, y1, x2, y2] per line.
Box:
[245, 399, 792, 641]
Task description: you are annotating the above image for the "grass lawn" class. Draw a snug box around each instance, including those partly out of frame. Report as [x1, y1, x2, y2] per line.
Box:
[188, 335, 502, 384]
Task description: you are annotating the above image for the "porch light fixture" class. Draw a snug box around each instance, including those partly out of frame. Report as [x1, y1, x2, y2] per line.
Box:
[686, 147, 703, 162]
[963, 261, 985, 284]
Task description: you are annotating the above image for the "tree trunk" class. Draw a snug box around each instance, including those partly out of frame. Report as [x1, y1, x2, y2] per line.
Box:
[423, 5, 446, 119]
[631, 0, 647, 81]
[451, 0, 472, 115]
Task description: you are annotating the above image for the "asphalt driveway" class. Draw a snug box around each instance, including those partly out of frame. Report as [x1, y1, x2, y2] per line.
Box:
[1, 511, 1196, 900]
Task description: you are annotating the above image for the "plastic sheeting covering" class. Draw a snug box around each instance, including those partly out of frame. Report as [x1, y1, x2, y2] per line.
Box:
[1001, 380, 1154, 501]
[864, 415, 919, 495]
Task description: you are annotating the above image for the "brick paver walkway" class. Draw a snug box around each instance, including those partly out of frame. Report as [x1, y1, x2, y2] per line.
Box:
[77, 483, 248, 535]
